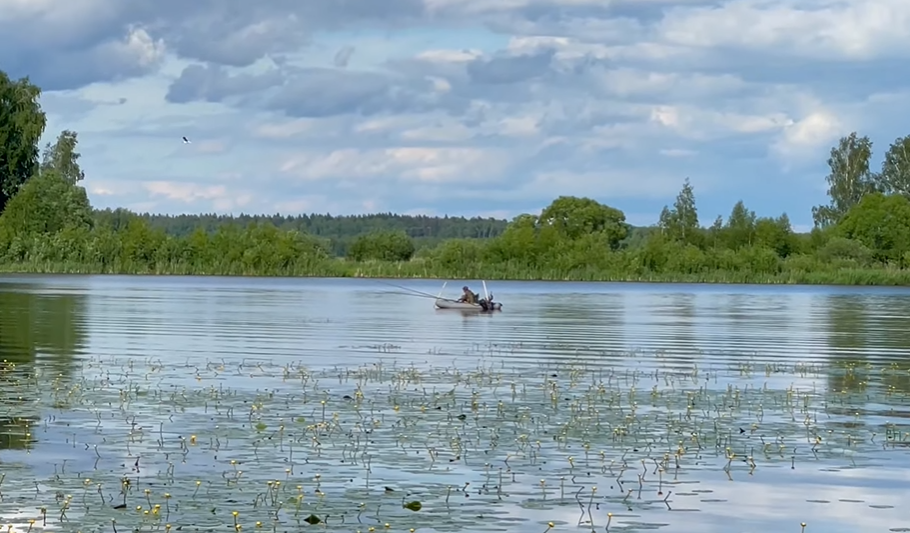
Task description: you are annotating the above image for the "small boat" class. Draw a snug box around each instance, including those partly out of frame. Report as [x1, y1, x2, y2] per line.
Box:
[434, 298, 503, 311]
[434, 281, 503, 312]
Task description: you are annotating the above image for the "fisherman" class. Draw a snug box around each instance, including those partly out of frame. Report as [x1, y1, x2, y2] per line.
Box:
[458, 286, 477, 304]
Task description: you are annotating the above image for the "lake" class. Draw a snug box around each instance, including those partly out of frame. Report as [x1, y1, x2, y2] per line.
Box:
[1, 275, 910, 533]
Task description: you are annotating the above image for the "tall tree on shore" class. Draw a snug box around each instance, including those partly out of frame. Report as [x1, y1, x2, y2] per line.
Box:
[41, 130, 84, 184]
[0, 71, 46, 213]
[812, 132, 876, 228]
[873, 135, 910, 198]
[725, 200, 757, 248]
[658, 178, 699, 244]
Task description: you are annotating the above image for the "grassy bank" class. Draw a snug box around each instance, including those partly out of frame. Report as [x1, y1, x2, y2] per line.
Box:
[2, 257, 910, 286]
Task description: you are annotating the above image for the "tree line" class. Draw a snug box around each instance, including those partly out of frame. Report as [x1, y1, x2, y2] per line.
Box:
[113, 211, 510, 257]
[2, 70, 910, 284]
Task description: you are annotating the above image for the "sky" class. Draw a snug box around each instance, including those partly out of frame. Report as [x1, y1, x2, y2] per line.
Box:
[4, 0, 910, 230]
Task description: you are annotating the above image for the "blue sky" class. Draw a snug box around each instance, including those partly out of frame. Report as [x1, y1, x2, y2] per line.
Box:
[4, 0, 910, 231]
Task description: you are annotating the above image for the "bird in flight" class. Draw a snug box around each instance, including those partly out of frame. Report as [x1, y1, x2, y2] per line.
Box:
[182, 136, 191, 144]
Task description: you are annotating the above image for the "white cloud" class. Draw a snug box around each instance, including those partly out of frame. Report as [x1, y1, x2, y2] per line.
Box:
[252, 119, 322, 139]
[660, 148, 697, 157]
[495, 116, 540, 137]
[772, 110, 843, 161]
[141, 181, 254, 212]
[400, 123, 475, 142]
[657, 0, 910, 59]
[119, 27, 166, 67]
[5, 0, 908, 222]
[568, 66, 752, 102]
[526, 170, 687, 200]
[191, 140, 229, 153]
[90, 185, 116, 196]
[280, 147, 511, 185]
[415, 49, 483, 62]
[650, 105, 795, 140]
[143, 181, 229, 202]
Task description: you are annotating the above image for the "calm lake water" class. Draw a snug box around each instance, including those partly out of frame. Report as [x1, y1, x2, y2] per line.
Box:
[2, 275, 910, 533]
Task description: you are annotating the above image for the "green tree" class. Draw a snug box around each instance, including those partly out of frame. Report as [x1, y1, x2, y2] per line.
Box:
[94, 207, 136, 232]
[706, 215, 723, 249]
[98, 209, 510, 257]
[874, 135, 910, 197]
[755, 214, 796, 257]
[0, 72, 46, 213]
[837, 192, 910, 263]
[812, 132, 876, 227]
[347, 230, 416, 262]
[0, 170, 92, 250]
[119, 217, 165, 268]
[489, 214, 542, 264]
[538, 196, 628, 248]
[431, 238, 485, 271]
[724, 200, 756, 249]
[657, 178, 699, 245]
[40, 130, 84, 183]
[638, 231, 671, 273]
[804, 226, 833, 252]
[816, 237, 874, 267]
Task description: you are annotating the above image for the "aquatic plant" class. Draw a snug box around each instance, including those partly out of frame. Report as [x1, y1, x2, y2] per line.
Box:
[0, 350, 907, 532]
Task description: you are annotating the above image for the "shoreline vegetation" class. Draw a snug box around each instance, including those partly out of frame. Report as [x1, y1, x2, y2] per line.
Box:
[4, 73, 910, 286]
[3, 262, 910, 286]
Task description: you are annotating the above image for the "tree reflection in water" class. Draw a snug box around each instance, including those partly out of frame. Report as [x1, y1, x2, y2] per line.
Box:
[825, 294, 910, 396]
[0, 281, 87, 450]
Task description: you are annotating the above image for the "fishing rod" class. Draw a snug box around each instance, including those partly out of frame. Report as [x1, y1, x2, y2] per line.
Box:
[374, 280, 441, 299]
[379, 290, 438, 300]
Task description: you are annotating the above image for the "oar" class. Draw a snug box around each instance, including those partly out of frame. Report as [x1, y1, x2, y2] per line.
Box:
[436, 281, 447, 299]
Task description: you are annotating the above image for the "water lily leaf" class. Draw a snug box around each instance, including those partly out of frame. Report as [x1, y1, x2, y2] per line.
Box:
[404, 500, 422, 511]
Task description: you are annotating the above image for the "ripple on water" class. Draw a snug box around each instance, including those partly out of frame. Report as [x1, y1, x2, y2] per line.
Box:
[2, 277, 910, 533]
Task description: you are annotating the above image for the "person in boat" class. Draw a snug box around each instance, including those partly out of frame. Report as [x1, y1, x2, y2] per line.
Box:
[458, 286, 477, 304]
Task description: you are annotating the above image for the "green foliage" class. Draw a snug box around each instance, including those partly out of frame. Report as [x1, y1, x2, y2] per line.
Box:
[724, 200, 757, 249]
[0, 72, 46, 213]
[837, 193, 910, 264]
[538, 195, 628, 247]
[812, 132, 876, 228]
[874, 135, 910, 197]
[755, 214, 796, 257]
[0, 170, 92, 251]
[347, 230, 415, 262]
[658, 178, 700, 245]
[119, 210, 509, 256]
[40, 129, 84, 183]
[816, 237, 874, 268]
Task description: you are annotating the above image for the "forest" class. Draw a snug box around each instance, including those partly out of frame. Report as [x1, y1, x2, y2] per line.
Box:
[3, 70, 910, 284]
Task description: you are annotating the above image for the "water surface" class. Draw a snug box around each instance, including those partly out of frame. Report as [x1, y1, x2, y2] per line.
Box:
[1, 275, 910, 533]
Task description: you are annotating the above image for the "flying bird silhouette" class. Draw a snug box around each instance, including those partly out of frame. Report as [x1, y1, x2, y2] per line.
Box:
[182, 136, 191, 144]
